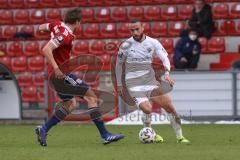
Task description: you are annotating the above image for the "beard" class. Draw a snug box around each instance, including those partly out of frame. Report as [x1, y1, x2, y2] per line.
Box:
[133, 33, 144, 42]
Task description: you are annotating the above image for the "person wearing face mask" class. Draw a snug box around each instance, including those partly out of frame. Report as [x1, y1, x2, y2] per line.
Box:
[173, 30, 201, 69]
[188, 0, 214, 39]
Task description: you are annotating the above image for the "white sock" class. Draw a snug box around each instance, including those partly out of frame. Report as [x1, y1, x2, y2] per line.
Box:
[168, 113, 183, 138]
[141, 113, 152, 127]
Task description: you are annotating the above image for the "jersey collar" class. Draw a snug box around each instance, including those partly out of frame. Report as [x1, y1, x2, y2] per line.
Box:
[61, 22, 74, 35]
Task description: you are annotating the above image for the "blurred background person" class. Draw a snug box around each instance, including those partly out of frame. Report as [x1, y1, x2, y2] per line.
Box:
[188, 0, 214, 39]
[173, 29, 201, 70]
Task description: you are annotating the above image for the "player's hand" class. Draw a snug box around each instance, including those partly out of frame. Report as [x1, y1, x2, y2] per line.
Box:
[180, 57, 188, 63]
[164, 74, 174, 87]
[117, 86, 123, 96]
[54, 67, 65, 79]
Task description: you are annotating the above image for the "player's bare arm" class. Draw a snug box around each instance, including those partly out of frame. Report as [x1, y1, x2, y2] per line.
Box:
[42, 42, 65, 79]
[39, 23, 50, 32]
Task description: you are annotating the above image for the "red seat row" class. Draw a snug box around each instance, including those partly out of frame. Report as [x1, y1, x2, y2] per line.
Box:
[0, 41, 41, 57]
[21, 86, 44, 102]
[0, 22, 186, 40]
[198, 37, 225, 53]
[17, 72, 45, 87]
[1, 3, 240, 25]
[0, 55, 45, 72]
[1, 0, 239, 9]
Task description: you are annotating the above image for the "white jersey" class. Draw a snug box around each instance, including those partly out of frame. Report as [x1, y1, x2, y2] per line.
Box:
[116, 36, 170, 87]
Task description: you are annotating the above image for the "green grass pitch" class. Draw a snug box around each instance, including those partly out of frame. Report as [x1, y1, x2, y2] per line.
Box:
[0, 124, 239, 160]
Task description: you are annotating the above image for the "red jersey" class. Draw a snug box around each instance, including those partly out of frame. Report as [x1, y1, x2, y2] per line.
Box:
[47, 21, 75, 74]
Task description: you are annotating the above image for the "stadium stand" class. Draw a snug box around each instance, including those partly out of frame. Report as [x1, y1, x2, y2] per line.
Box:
[0, 0, 240, 106]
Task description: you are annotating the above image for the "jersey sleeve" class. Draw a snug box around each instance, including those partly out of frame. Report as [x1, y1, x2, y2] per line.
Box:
[47, 21, 61, 32]
[153, 39, 171, 72]
[115, 41, 129, 86]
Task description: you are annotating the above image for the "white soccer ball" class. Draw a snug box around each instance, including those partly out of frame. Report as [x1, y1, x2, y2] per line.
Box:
[139, 127, 156, 143]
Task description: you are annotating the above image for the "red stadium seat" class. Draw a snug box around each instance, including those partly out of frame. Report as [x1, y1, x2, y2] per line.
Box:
[145, 6, 161, 21]
[46, 9, 61, 22]
[22, 86, 37, 102]
[24, 41, 40, 56]
[88, 0, 104, 6]
[198, 37, 208, 53]
[84, 23, 100, 38]
[0, 0, 8, 8]
[162, 5, 178, 20]
[151, 22, 168, 37]
[8, 0, 24, 8]
[213, 3, 229, 19]
[20, 25, 34, 36]
[17, 72, 32, 87]
[34, 72, 45, 87]
[168, 22, 185, 36]
[40, 0, 56, 7]
[208, 37, 225, 53]
[72, 0, 88, 6]
[11, 56, 27, 72]
[15, 10, 29, 24]
[153, 0, 170, 4]
[3, 26, 17, 39]
[30, 9, 46, 24]
[7, 41, 23, 57]
[90, 40, 105, 55]
[25, 0, 40, 8]
[56, 0, 72, 7]
[74, 25, 83, 39]
[0, 10, 13, 25]
[117, 23, 130, 38]
[95, 7, 111, 22]
[105, 0, 120, 5]
[101, 23, 116, 38]
[160, 38, 173, 54]
[82, 8, 94, 23]
[230, 3, 240, 18]
[112, 7, 127, 22]
[142, 23, 151, 36]
[178, 5, 193, 20]
[129, 6, 144, 21]
[72, 41, 89, 55]
[0, 42, 7, 53]
[28, 55, 45, 72]
[0, 57, 11, 69]
[212, 21, 225, 36]
[121, 0, 137, 5]
[220, 20, 236, 35]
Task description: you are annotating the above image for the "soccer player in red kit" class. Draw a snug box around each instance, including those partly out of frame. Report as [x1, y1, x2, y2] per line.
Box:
[35, 8, 124, 147]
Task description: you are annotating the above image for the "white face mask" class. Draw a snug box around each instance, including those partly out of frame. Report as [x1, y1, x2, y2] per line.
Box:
[189, 34, 197, 41]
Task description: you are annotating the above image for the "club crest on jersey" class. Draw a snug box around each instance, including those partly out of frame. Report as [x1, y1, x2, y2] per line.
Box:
[57, 35, 64, 42]
[147, 48, 152, 53]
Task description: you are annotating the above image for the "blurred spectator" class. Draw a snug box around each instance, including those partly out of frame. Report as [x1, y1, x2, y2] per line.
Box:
[173, 29, 201, 69]
[14, 32, 33, 39]
[188, 0, 214, 39]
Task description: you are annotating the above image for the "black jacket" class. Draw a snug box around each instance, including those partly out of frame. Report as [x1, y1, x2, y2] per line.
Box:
[188, 4, 214, 39]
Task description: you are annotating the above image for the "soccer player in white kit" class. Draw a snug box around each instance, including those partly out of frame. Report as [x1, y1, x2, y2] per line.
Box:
[116, 19, 190, 143]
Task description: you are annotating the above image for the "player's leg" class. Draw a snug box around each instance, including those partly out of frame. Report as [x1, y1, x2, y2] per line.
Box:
[151, 93, 190, 143]
[35, 97, 77, 146]
[83, 89, 124, 144]
[137, 98, 163, 143]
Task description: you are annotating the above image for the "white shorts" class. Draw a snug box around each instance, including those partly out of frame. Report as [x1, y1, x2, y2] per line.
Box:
[128, 84, 159, 108]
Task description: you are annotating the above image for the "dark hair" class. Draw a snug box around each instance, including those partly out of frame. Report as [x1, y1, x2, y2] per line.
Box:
[64, 8, 82, 24]
[130, 19, 141, 24]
